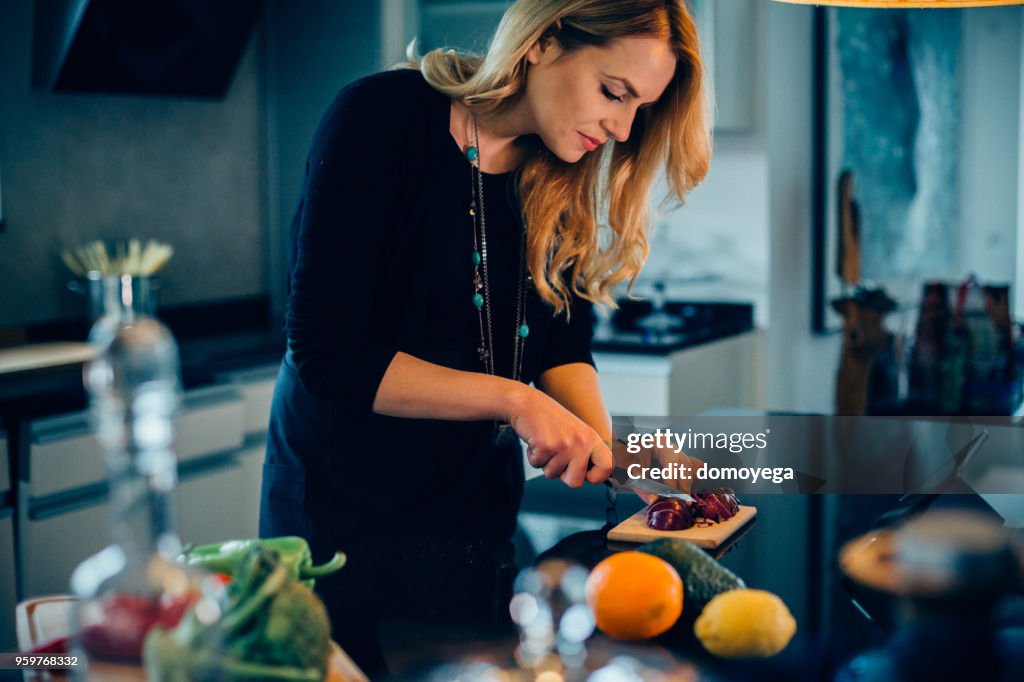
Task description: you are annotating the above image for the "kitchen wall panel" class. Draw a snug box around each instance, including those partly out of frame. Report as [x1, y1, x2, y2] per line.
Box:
[0, 0, 265, 327]
[263, 0, 383, 326]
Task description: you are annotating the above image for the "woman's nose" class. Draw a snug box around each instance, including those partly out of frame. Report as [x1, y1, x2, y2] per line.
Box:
[603, 111, 634, 144]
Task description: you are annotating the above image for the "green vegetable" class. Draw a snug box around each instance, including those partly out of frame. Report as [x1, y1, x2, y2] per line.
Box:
[180, 537, 345, 588]
[145, 545, 334, 681]
[637, 538, 745, 611]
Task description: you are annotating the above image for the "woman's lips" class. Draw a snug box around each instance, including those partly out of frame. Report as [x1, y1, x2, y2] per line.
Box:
[579, 132, 601, 152]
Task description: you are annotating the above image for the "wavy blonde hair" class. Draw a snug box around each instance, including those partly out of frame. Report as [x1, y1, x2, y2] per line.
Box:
[407, 0, 711, 314]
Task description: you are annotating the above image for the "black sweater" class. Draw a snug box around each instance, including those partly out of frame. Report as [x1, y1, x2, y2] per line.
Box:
[265, 68, 595, 552]
[286, 68, 594, 409]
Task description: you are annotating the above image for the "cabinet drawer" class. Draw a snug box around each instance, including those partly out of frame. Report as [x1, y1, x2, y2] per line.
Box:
[225, 365, 278, 435]
[176, 386, 247, 462]
[178, 461, 250, 546]
[598, 373, 670, 416]
[236, 445, 266, 539]
[30, 386, 246, 498]
[594, 353, 671, 416]
[30, 413, 104, 499]
[23, 500, 109, 598]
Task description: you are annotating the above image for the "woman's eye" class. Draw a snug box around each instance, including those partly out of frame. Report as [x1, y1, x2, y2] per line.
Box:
[601, 85, 625, 103]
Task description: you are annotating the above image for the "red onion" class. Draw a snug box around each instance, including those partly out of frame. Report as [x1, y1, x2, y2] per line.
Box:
[692, 489, 740, 522]
[646, 499, 695, 530]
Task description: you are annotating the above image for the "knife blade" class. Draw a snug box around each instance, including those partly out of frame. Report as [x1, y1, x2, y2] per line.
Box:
[606, 465, 695, 502]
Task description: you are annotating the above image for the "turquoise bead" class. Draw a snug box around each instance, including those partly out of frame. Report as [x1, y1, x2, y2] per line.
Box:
[473, 293, 484, 309]
[519, 324, 530, 338]
[466, 146, 479, 162]
[472, 251, 481, 266]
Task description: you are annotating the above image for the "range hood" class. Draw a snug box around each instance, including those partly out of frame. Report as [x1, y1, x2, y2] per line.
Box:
[32, 0, 265, 98]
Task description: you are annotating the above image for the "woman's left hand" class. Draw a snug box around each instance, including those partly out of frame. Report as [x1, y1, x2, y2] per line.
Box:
[506, 384, 614, 487]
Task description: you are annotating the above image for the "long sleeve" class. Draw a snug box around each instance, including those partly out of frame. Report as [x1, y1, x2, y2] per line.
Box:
[284, 78, 411, 411]
[536, 290, 596, 375]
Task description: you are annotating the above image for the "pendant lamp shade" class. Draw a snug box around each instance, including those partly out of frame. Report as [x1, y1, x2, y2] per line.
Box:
[771, 1, 1020, 7]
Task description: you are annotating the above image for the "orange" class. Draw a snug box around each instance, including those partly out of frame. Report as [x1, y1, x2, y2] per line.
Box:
[585, 551, 684, 640]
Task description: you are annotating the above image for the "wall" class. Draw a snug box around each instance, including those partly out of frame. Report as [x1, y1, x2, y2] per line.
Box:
[0, 0, 265, 327]
[764, 4, 837, 414]
[640, 0, 771, 331]
[1020, 27, 1024, 321]
[654, 0, 834, 412]
[959, 6, 1022, 287]
[263, 0, 384, 325]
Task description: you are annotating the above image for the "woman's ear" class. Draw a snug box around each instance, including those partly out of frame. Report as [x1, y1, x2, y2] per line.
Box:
[525, 39, 544, 65]
[526, 20, 564, 65]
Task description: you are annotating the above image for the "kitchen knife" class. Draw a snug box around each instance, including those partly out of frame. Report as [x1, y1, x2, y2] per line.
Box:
[606, 465, 695, 502]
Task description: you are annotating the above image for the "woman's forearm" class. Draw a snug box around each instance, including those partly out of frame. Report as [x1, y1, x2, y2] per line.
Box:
[535, 362, 613, 442]
[376, 354, 613, 486]
[372, 351, 528, 421]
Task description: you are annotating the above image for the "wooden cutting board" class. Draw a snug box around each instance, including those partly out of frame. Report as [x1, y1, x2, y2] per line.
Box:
[607, 505, 757, 548]
[15, 595, 367, 682]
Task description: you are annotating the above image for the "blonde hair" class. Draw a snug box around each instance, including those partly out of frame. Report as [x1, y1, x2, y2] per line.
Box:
[408, 0, 711, 314]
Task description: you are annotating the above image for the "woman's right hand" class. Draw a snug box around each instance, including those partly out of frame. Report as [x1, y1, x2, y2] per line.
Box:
[507, 386, 613, 488]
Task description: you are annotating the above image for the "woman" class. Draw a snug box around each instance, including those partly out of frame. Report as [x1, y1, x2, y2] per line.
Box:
[261, 0, 710, 673]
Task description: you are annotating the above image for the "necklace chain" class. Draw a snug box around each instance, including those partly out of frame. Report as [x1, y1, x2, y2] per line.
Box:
[468, 111, 527, 385]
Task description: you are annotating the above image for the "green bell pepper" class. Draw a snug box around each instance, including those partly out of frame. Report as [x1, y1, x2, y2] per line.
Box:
[180, 536, 346, 588]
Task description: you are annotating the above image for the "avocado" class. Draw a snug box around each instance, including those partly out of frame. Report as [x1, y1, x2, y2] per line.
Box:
[637, 538, 745, 611]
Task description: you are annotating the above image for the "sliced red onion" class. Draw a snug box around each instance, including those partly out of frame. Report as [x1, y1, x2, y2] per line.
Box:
[646, 499, 695, 531]
[694, 494, 734, 522]
[647, 497, 686, 514]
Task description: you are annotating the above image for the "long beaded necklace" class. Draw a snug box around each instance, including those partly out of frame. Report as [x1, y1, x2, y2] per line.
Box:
[466, 110, 529, 434]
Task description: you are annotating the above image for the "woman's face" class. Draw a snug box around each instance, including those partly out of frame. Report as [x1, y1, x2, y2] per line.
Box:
[523, 34, 677, 163]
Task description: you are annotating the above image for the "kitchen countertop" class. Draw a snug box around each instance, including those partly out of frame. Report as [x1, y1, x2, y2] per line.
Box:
[0, 297, 284, 421]
[592, 300, 754, 355]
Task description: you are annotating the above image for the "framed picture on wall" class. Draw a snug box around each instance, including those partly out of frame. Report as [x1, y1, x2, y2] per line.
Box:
[811, 3, 1019, 333]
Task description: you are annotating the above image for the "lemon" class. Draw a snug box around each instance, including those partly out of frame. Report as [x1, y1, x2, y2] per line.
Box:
[694, 589, 796, 658]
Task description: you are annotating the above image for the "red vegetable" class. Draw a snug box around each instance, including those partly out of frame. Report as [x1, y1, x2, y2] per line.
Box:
[80, 589, 198, 662]
[700, 487, 740, 514]
[647, 498, 686, 514]
[692, 489, 741, 522]
[29, 637, 70, 655]
[646, 498, 695, 530]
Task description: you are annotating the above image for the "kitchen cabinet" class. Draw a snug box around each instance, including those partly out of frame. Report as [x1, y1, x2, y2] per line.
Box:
[693, 0, 758, 133]
[19, 384, 250, 599]
[23, 454, 263, 599]
[28, 385, 247, 500]
[223, 364, 278, 538]
[595, 331, 760, 417]
[0, 513, 15, 650]
[23, 500, 108, 598]
[1, 430, 16, 650]
[235, 444, 266, 540]
[177, 459, 249, 547]
[225, 365, 278, 435]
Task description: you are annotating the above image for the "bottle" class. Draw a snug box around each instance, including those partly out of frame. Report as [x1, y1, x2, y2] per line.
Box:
[837, 511, 1023, 681]
[70, 315, 201, 669]
[907, 282, 948, 411]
